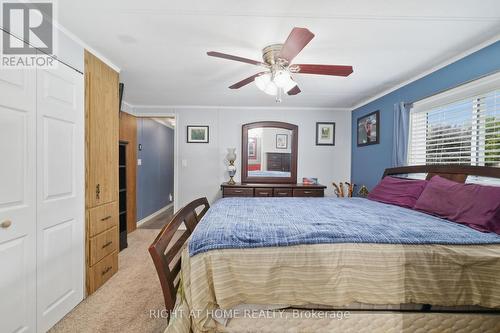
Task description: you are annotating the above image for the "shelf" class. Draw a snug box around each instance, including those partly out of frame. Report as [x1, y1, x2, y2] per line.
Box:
[119, 188, 126, 193]
[119, 210, 126, 215]
[119, 165, 126, 168]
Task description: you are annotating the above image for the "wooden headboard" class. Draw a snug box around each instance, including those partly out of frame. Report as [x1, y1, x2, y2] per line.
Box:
[383, 165, 500, 183]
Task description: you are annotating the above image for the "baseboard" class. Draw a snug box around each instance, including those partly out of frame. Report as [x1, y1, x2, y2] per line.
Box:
[136, 203, 174, 227]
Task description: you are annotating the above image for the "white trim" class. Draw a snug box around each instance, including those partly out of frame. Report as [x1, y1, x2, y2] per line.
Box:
[351, 34, 500, 111]
[152, 118, 175, 129]
[121, 101, 135, 115]
[136, 203, 174, 227]
[412, 71, 500, 112]
[131, 104, 349, 112]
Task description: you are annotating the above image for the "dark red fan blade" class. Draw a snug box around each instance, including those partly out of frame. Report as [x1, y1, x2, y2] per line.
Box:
[294, 64, 353, 76]
[207, 51, 266, 66]
[279, 27, 315, 62]
[287, 85, 301, 95]
[229, 72, 266, 89]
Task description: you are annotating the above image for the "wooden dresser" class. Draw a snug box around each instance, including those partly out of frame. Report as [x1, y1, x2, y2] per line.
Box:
[85, 50, 120, 295]
[221, 183, 326, 198]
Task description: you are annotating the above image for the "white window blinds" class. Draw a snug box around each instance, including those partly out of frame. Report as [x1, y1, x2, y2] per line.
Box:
[408, 73, 500, 167]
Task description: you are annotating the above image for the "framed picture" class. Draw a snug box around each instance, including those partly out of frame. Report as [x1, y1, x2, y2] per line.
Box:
[316, 122, 335, 146]
[276, 134, 288, 149]
[248, 137, 257, 159]
[357, 111, 379, 147]
[187, 126, 209, 143]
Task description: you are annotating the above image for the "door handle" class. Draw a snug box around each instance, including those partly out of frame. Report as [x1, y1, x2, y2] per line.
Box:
[102, 241, 113, 249]
[101, 266, 112, 276]
[96, 184, 101, 200]
[1, 220, 12, 228]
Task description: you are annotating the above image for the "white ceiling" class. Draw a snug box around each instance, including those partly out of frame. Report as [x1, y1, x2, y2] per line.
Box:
[59, 0, 500, 108]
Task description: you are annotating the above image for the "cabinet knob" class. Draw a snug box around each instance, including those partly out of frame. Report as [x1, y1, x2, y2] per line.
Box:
[1, 220, 12, 228]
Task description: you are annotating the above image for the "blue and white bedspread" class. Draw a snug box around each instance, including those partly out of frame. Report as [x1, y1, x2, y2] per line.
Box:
[189, 197, 500, 256]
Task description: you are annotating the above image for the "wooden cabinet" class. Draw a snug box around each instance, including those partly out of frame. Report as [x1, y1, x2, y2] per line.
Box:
[221, 183, 326, 198]
[86, 51, 119, 207]
[85, 50, 120, 295]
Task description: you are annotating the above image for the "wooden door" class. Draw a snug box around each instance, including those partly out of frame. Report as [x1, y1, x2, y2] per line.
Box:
[85, 51, 119, 207]
[0, 41, 37, 332]
[35, 60, 85, 331]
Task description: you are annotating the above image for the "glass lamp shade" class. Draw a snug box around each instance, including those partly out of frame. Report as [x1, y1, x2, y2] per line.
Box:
[255, 73, 278, 96]
[226, 148, 236, 162]
[274, 70, 297, 93]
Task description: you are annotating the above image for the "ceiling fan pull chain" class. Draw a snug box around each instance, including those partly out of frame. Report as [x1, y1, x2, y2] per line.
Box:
[276, 87, 283, 103]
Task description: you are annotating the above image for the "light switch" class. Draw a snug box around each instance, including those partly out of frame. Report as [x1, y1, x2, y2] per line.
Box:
[137, 159, 142, 166]
[182, 159, 188, 167]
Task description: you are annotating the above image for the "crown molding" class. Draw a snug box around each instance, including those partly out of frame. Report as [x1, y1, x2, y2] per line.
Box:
[53, 22, 121, 73]
[128, 104, 350, 112]
[350, 34, 500, 111]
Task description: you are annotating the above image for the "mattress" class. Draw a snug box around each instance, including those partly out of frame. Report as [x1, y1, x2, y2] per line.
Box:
[172, 242, 500, 332]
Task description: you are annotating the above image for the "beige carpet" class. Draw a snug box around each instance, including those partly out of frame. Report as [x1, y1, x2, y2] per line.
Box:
[50, 228, 169, 333]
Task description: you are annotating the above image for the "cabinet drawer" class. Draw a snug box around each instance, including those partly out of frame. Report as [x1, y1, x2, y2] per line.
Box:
[293, 189, 324, 197]
[255, 188, 273, 197]
[224, 187, 254, 197]
[88, 201, 118, 237]
[89, 251, 118, 293]
[273, 188, 292, 197]
[90, 226, 118, 266]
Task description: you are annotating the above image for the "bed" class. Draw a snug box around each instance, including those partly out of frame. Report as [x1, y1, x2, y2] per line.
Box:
[149, 165, 500, 333]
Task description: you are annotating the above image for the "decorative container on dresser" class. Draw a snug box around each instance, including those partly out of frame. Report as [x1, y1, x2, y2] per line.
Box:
[85, 50, 120, 295]
[221, 183, 326, 197]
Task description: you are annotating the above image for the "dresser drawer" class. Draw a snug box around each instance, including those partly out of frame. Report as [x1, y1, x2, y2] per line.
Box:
[224, 187, 254, 197]
[255, 188, 273, 197]
[88, 201, 118, 237]
[89, 251, 118, 293]
[273, 188, 292, 197]
[293, 189, 324, 197]
[90, 226, 118, 266]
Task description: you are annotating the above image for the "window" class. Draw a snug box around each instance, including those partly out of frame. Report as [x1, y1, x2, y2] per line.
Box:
[408, 73, 500, 167]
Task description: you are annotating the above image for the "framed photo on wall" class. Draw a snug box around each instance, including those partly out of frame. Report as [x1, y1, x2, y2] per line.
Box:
[187, 126, 209, 143]
[357, 111, 379, 147]
[316, 122, 336, 146]
[276, 134, 288, 149]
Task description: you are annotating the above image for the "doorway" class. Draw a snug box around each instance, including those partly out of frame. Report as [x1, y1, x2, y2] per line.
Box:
[136, 117, 176, 229]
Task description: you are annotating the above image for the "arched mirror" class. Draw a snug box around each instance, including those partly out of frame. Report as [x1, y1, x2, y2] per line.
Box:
[242, 121, 298, 184]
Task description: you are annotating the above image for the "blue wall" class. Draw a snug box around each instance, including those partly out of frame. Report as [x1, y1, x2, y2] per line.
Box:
[137, 119, 175, 220]
[351, 41, 500, 191]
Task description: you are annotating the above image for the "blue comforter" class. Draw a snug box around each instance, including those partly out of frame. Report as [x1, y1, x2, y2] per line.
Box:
[189, 197, 500, 256]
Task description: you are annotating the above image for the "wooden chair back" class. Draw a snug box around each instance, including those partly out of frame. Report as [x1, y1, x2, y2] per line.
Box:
[148, 197, 210, 313]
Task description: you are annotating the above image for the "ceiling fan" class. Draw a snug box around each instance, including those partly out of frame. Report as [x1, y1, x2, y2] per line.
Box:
[207, 27, 353, 102]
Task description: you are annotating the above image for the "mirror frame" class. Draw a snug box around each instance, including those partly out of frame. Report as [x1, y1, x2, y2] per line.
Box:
[241, 121, 298, 184]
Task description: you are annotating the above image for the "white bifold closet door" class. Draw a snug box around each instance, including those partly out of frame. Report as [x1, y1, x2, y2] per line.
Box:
[35, 51, 84, 332]
[0, 39, 84, 332]
[0, 56, 37, 333]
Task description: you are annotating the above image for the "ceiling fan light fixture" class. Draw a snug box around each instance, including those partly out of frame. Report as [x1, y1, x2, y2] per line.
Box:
[273, 70, 297, 93]
[255, 73, 278, 96]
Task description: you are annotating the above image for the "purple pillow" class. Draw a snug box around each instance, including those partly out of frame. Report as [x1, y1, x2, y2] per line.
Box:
[367, 176, 428, 209]
[414, 176, 500, 234]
